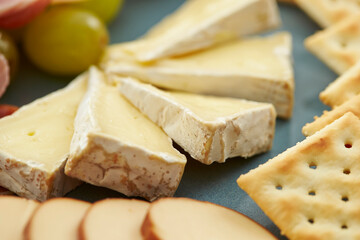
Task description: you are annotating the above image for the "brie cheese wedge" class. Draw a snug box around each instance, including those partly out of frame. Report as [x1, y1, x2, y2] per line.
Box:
[65, 67, 186, 201]
[120, 78, 276, 165]
[0, 74, 87, 201]
[103, 32, 294, 119]
[123, 0, 281, 62]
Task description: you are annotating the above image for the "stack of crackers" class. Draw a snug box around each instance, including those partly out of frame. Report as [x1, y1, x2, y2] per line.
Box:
[238, 1, 360, 239]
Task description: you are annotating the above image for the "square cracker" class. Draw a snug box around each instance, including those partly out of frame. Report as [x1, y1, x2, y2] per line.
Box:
[303, 94, 360, 136]
[320, 61, 360, 108]
[295, 0, 360, 28]
[238, 112, 360, 240]
[305, 14, 360, 75]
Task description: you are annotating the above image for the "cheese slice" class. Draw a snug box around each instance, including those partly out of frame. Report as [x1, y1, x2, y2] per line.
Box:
[123, 0, 280, 62]
[65, 67, 186, 201]
[24, 198, 91, 240]
[0, 196, 39, 240]
[141, 198, 277, 240]
[80, 199, 150, 240]
[103, 32, 294, 119]
[295, 0, 360, 28]
[0, 74, 87, 201]
[305, 14, 360, 75]
[120, 78, 276, 165]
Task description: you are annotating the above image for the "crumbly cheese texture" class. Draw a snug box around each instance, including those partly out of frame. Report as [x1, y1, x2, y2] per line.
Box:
[303, 94, 360, 136]
[120, 78, 276, 165]
[103, 32, 294, 119]
[238, 112, 360, 240]
[295, 0, 360, 28]
[0, 75, 87, 201]
[320, 61, 360, 108]
[65, 67, 186, 201]
[123, 0, 280, 62]
[305, 14, 360, 74]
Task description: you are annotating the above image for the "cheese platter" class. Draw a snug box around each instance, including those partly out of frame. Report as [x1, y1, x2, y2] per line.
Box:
[0, 0, 339, 239]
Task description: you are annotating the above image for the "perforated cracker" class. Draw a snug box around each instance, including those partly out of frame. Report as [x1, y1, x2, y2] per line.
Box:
[303, 95, 360, 136]
[305, 14, 360, 74]
[320, 61, 360, 108]
[238, 112, 360, 240]
[296, 0, 360, 28]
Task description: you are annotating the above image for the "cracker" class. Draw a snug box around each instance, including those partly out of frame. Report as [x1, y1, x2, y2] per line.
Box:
[295, 0, 360, 28]
[305, 14, 360, 74]
[320, 61, 360, 108]
[237, 112, 360, 240]
[303, 94, 360, 136]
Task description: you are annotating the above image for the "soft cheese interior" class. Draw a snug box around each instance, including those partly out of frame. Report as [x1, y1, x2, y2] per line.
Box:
[66, 67, 186, 201]
[0, 75, 87, 201]
[120, 78, 276, 164]
[95, 81, 182, 156]
[124, 0, 280, 61]
[169, 92, 269, 122]
[103, 32, 293, 118]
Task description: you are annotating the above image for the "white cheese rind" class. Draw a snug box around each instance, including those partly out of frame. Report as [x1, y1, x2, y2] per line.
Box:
[0, 76, 86, 201]
[66, 67, 186, 201]
[120, 78, 276, 165]
[103, 32, 294, 119]
[126, 0, 280, 62]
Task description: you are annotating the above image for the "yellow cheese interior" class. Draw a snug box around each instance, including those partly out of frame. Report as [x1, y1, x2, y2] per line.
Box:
[168, 91, 266, 121]
[0, 77, 87, 171]
[144, 0, 245, 39]
[126, 0, 251, 54]
[158, 33, 289, 79]
[108, 33, 290, 81]
[92, 75, 184, 159]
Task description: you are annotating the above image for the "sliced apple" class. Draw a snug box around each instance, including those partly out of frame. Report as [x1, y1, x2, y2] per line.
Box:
[80, 199, 150, 240]
[24, 198, 91, 240]
[0, 196, 38, 240]
[142, 198, 277, 240]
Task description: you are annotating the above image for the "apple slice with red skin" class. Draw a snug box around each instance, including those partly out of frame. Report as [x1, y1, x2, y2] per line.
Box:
[0, 0, 50, 29]
[142, 198, 277, 240]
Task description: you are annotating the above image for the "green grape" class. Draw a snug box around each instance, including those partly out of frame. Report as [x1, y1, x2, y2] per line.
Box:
[72, 0, 124, 24]
[0, 31, 19, 78]
[23, 6, 109, 76]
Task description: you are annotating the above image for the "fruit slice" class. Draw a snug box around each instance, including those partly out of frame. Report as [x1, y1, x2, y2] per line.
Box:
[80, 199, 150, 240]
[0, 196, 38, 240]
[25, 198, 90, 240]
[0, 104, 18, 118]
[123, 0, 280, 62]
[120, 78, 276, 164]
[0, 0, 50, 29]
[141, 198, 276, 240]
[65, 67, 186, 201]
[0, 74, 87, 201]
